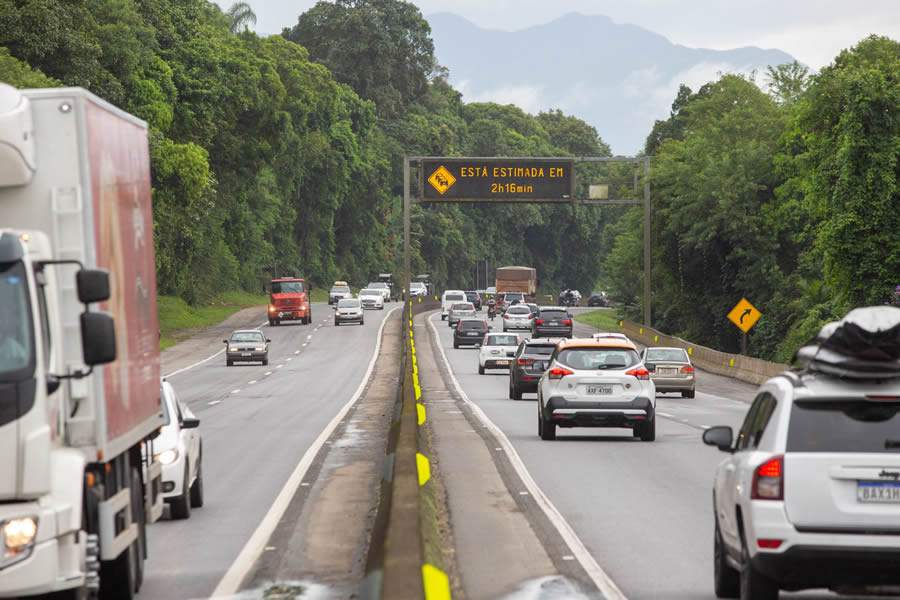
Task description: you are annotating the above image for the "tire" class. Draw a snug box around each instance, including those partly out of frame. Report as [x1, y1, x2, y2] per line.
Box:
[99, 467, 143, 600]
[360, 320, 364, 326]
[538, 408, 556, 440]
[714, 518, 740, 598]
[683, 389, 696, 399]
[509, 379, 522, 400]
[739, 537, 778, 600]
[453, 341, 459, 349]
[226, 359, 233, 367]
[262, 357, 268, 366]
[638, 415, 656, 441]
[441, 315, 446, 320]
[169, 465, 191, 520]
[334, 320, 339, 326]
[502, 326, 508, 332]
[268, 319, 275, 326]
[189, 453, 204, 509]
[273, 320, 280, 326]
[478, 364, 485, 375]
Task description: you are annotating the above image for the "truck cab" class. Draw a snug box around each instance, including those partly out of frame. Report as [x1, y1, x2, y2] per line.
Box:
[268, 277, 311, 325]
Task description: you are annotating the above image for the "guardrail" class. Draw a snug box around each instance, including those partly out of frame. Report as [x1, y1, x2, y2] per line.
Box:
[613, 319, 788, 386]
[363, 297, 451, 600]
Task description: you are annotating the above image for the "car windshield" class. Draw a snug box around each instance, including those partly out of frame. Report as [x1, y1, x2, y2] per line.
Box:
[787, 400, 900, 453]
[360, 289, 379, 296]
[459, 320, 486, 330]
[231, 332, 264, 343]
[271, 281, 306, 294]
[452, 303, 474, 311]
[331, 286, 350, 293]
[487, 334, 518, 346]
[538, 309, 567, 319]
[369, 282, 388, 289]
[338, 299, 360, 308]
[646, 348, 688, 362]
[0, 261, 34, 381]
[505, 293, 524, 302]
[445, 293, 465, 302]
[160, 388, 172, 426]
[557, 348, 641, 370]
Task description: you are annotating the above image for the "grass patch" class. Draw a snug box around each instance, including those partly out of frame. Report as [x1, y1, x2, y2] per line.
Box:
[158, 291, 267, 350]
[575, 308, 622, 332]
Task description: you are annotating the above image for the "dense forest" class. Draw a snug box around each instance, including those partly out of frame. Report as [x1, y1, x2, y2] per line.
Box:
[1, 0, 897, 361]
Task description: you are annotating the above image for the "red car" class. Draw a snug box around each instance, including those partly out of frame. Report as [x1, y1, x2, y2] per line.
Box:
[269, 277, 312, 325]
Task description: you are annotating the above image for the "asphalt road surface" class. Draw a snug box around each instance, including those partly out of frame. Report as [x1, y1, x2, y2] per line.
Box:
[429, 309, 897, 600]
[140, 302, 395, 600]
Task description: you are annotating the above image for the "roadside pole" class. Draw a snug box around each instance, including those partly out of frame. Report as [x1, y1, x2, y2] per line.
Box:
[404, 157, 411, 302]
[643, 157, 652, 328]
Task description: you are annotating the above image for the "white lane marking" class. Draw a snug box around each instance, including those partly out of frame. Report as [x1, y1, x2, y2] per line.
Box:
[287, 358, 293, 362]
[163, 319, 268, 379]
[231, 389, 240, 394]
[657, 411, 674, 418]
[208, 400, 222, 406]
[427, 314, 628, 600]
[294, 350, 300, 355]
[211, 305, 402, 598]
[302, 343, 308, 347]
[307, 335, 313, 340]
[276, 364, 283, 369]
[701, 425, 711, 430]
[264, 371, 272, 376]
[248, 380, 257, 385]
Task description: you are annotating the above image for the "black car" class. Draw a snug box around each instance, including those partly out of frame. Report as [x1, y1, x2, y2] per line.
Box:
[465, 290, 482, 310]
[509, 339, 557, 399]
[453, 319, 490, 349]
[532, 306, 573, 338]
[587, 292, 609, 307]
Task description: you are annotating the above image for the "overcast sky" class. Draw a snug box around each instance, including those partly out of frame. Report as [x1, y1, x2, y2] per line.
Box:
[217, 0, 899, 68]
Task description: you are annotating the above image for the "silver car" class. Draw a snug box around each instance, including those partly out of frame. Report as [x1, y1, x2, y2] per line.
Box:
[334, 298, 364, 326]
[641, 347, 695, 398]
[448, 302, 477, 327]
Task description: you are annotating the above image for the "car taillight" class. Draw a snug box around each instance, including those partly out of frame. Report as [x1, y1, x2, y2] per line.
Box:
[681, 365, 695, 374]
[625, 367, 650, 380]
[517, 357, 533, 366]
[752, 456, 784, 500]
[534, 319, 544, 326]
[756, 539, 783, 549]
[548, 367, 573, 379]
[562, 319, 572, 326]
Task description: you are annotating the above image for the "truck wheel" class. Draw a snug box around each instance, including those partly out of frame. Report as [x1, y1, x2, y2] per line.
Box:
[190, 455, 204, 509]
[441, 315, 446, 320]
[99, 468, 143, 600]
[169, 467, 192, 520]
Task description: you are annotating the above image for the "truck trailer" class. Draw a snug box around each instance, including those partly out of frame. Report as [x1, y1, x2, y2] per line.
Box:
[495, 266, 537, 297]
[0, 84, 164, 599]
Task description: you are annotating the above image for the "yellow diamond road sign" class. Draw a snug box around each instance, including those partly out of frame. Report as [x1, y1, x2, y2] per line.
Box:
[427, 165, 456, 195]
[727, 298, 762, 333]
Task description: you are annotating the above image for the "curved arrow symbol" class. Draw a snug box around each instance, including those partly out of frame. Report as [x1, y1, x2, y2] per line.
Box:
[739, 308, 752, 324]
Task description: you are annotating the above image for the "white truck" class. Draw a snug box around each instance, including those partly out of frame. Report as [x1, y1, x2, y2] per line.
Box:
[0, 84, 164, 599]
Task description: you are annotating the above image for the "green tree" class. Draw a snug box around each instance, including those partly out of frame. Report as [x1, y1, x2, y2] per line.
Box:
[227, 1, 256, 33]
[765, 60, 810, 104]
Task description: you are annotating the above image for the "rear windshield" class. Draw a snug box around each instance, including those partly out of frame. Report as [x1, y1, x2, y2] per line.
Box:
[487, 334, 518, 346]
[452, 303, 474, 310]
[538, 309, 568, 319]
[459, 320, 486, 330]
[524, 344, 556, 356]
[337, 299, 360, 308]
[271, 281, 306, 294]
[445, 293, 465, 302]
[231, 332, 264, 343]
[331, 286, 350, 293]
[646, 348, 688, 362]
[360, 289, 379, 295]
[557, 348, 640, 370]
[505, 293, 524, 301]
[507, 306, 531, 315]
[369, 282, 388, 288]
[787, 400, 900, 453]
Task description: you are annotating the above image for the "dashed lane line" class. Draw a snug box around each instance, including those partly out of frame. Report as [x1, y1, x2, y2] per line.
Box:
[208, 400, 222, 406]
[248, 380, 257, 385]
[231, 389, 240, 394]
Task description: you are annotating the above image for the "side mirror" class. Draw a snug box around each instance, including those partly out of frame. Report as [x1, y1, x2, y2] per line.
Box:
[702, 426, 734, 453]
[81, 312, 116, 366]
[77, 269, 110, 304]
[266, 338, 271, 343]
[181, 417, 200, 429]
[223, 339, 228, 344]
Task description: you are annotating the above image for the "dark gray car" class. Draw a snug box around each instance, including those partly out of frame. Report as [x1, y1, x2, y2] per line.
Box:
[225, 329, 270, 366]
[532, 307, 573, 338]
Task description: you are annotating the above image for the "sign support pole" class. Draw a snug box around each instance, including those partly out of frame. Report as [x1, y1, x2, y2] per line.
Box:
[403, 157, 411, 302]
[643, 157, 652, 328]
[741, 332, 748, 356]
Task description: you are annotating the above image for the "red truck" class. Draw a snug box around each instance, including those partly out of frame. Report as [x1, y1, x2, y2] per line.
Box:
[268, 277, 312, 325]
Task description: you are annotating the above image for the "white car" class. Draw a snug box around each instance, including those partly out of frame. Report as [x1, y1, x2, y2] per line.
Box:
[410, 282, 428, 297]
[359, 288, 385, 310]
[478, 332, 520, 374]
[367, 281, 391, 301]
[334, 298, 364, 325]
[703, 307, 900, 600]
[537, 338, 656, 441]
[503, 304, 534, 331]
[156, 380, 203, 519]
[441, 290, 466, 320]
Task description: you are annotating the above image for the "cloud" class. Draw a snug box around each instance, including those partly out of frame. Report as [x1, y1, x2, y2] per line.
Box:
[456, 81, 547, 114]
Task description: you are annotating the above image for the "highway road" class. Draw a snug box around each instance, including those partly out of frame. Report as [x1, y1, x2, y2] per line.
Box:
[140, 302, 395, 600]
[428, 309, 896, 600]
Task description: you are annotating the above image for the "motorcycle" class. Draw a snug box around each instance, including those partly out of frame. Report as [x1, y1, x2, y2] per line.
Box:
[487, 300, 497, 320]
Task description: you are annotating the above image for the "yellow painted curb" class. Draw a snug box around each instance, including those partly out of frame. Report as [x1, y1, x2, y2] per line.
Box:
[639, 327, 644, 334]
[688, 347, 693, 356]
[416, 452, 431, 486]
[728, 358, 735, 367]
[422, 563, 452, 600]
[417, 403, 426, 425]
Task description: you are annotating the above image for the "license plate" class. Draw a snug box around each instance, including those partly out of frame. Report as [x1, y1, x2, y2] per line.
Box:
[658, 368, 677, 376]
[549, 321, 558, 326]
[857, 481, 900, 503]
[241, 352, 251, 357]
[496, 360, 509, 366]
[586, 385, 614, 395]
[468, 332, 479, 336]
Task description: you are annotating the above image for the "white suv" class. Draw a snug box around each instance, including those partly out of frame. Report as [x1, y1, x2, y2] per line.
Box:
[537, 338, 656, 441]
[703, 310, 900, 599]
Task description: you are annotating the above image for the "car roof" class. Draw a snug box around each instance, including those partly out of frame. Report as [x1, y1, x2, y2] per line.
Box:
[524, 337, 563, 346]
[458, 318, 487, 324]
[645, 346, 687, 352]
[538, 305, 567, 311]
[272, 277, 304, 282]
[232, 329, 263, 334]
[557, 337, 637, 351]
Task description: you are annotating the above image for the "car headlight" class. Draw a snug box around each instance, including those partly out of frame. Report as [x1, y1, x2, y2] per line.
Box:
[155, 449, 179, 466]
[1, 516, 38, 568]
[268, 305, 276, 313]
[255, 346, 265, 351]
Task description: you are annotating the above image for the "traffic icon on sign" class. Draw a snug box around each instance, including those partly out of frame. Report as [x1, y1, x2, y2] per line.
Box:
[727, 298, 762, 333]
[427, 165, 456, 195]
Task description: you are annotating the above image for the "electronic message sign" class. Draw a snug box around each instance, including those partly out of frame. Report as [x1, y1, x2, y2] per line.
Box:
[420, 158, 574, 202]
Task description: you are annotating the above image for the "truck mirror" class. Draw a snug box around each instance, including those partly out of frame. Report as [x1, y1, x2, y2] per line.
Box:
[81, 312, 117, 366]
[77, 269, 111, 304]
